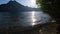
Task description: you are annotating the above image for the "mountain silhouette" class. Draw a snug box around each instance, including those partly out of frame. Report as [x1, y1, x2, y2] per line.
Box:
[0, 1, 40, 11]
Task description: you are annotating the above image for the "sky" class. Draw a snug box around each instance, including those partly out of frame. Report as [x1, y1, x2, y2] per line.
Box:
[0, 0, 37, 8]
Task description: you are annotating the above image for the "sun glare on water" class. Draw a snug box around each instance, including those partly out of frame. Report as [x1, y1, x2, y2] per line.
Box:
[32, 11, 36, 26]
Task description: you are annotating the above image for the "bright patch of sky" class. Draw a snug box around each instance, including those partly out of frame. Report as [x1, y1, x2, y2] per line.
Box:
[0, 0, 37, 8]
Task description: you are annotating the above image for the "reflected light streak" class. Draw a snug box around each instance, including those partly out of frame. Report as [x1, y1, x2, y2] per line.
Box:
[32, 11, 36, 26]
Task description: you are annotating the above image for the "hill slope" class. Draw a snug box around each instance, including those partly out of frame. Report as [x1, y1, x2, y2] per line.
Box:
[0, 1, 40, 11]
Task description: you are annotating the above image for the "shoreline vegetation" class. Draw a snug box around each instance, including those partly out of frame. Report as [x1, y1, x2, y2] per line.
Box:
[36, 0, 59, 34]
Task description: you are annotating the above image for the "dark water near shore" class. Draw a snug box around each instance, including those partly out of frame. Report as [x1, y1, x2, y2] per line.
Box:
[0, 11, 51, 28]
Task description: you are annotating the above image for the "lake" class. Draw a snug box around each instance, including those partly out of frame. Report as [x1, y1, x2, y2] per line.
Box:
[0, 11, 51, 29]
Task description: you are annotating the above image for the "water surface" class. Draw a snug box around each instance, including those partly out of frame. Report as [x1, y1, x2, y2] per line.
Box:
[0, 11, 51, 28]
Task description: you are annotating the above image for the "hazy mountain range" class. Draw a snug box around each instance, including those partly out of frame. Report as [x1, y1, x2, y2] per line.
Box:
[0, 1, 40, 11]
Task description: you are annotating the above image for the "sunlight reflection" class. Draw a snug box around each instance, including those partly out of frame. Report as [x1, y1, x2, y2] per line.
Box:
[32, 23, 36, 26]
[32, 11, 36, 26]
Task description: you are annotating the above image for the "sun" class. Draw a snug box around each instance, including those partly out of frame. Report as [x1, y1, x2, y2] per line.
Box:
[30, 0, 37, 8]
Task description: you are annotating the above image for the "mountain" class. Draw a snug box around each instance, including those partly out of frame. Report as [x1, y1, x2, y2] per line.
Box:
[0, 1, 40, 11]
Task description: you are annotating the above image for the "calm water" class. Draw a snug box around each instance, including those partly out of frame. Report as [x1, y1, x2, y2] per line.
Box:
[0, 11, 51, 28]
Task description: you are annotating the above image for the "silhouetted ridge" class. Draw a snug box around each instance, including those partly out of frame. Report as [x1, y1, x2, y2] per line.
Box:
[7, 1, 24, 7]
[0, 1, 40, 11]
